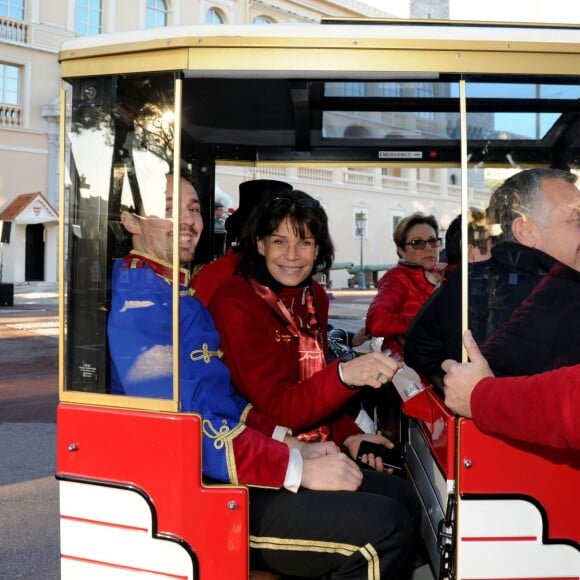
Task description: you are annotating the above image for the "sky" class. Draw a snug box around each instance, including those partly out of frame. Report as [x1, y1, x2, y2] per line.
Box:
[358, 0, 580, 23]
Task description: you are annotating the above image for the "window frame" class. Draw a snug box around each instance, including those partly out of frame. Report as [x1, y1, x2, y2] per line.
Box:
[0, 0, 24, 20]
[0, 61, 20, 105]
[75, 0, 102, 36]
[145, 0, 168, 29]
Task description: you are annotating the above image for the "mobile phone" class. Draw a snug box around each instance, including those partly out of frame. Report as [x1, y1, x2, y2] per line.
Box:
[356, 441, 404, 471]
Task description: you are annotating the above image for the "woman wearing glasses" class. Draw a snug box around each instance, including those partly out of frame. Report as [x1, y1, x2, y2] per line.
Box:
[366, 212, 445, 355]
[208, 190, 421, 578]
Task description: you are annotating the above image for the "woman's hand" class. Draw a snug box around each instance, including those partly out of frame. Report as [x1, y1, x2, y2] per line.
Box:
[340, 352, 402, 389]
[425, 262, 447, 286]
[343, 433, 395, 473]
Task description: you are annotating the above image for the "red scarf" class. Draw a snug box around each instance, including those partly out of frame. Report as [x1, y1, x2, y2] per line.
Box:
[248, 277, 330, 442]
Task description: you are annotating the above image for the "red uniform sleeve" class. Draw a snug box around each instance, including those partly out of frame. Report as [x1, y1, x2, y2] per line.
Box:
[231, 427, 290, 488]
[471, 365, 580, 449]
[245, 406, 282, 436]
[210, 277, 358, 439]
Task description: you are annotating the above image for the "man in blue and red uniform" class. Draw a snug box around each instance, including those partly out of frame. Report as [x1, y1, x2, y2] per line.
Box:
[107, 172, 421, 579]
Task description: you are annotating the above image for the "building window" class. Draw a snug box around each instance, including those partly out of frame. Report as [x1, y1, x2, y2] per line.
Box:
[252, 16, 273, 24]
[146, 0, 167, 29]
[0, 63, 21, 126]
[0, 0, 24, 20]
[392, 212, 403, 236]
[205, 8, 224, 24]
[0, 63, 19, 104]
[75, 0, 102, 35]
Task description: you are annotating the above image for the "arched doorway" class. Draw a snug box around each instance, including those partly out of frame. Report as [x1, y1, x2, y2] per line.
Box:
[25, 223, 45, 281]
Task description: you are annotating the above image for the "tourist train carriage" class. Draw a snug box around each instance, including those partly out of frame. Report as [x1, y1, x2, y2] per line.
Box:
[57, 20, 580, 579]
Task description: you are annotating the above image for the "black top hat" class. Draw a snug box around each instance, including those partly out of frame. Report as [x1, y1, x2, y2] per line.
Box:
[226, 179, 292, 246]
[237, 179, 293, 213]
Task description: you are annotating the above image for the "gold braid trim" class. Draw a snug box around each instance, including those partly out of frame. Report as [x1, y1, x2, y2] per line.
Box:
[239, 403, 253, 423]
[359, 543, 380, 580]
[202, 419, 246, 484]
[190, 343, 223, 363]
[249, 537, 380, 579]
[250, 536, 356, 556]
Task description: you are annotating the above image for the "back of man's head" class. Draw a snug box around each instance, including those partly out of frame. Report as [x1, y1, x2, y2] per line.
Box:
[488, 168, 576, 243]
[444, 214, 462, 265]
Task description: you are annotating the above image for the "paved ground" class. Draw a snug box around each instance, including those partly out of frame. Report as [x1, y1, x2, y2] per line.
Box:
[0, 282, 59, 579]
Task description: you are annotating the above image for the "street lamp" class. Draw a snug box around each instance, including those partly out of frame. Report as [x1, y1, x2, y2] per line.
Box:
[355, 210, 367, 289]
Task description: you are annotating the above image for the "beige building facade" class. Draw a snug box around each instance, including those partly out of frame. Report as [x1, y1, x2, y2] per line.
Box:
[0, 0, 397, 284]
[1, 0, 482, 288]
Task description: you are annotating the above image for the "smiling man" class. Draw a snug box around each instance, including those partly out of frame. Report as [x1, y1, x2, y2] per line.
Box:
[119, 172, 202, 267]
[480, 168, 580, 376]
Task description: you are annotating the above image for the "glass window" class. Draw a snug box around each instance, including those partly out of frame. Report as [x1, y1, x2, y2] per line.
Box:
[205, 7, 224, 24]
[0, 63, 19, 104]
[65, 73, 177, 396]
[146, 0, 167, 29]
[324, 81, 454, 141]
[252, 16, 273, 24]
[0, 0, 24, 20]
[75, 0, 102, 36]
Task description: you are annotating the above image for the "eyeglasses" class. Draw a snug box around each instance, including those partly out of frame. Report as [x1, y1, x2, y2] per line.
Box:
[404, 237, 442, 250]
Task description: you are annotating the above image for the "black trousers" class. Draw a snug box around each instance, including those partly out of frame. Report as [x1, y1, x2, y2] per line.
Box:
[248, 470, 421, 579]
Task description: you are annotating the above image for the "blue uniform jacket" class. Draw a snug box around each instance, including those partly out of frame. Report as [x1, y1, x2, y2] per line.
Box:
[108, 254, 290, 487]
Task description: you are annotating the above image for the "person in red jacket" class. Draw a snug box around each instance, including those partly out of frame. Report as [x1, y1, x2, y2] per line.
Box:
[366, 212, 446, 354]
[442, 330, 579, 449]
[209, 189, 406, 463]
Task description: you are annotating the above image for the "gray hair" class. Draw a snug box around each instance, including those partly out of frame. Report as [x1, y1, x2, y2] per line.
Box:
[487, 168, 577, 242]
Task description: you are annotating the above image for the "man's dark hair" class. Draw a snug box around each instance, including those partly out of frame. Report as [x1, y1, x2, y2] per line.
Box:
[444, 214, 462, 265]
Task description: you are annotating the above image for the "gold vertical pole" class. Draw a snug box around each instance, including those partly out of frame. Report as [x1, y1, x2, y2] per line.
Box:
[58, 81, 66, 397]
[459, 79, 468, 362]
[172, 75, 183, 409]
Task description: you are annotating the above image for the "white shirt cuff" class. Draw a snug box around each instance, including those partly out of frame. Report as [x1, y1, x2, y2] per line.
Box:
[273, 425, 292, 441]
[283, 447, 303, 493]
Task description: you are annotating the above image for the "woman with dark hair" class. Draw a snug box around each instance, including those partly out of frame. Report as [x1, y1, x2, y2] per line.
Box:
[366, 211, 446, 353]
[209, 190, 403, 463]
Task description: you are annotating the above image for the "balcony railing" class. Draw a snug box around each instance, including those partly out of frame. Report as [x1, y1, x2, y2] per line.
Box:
[0, 103, 23, 126]
[0, 17, 27, 44]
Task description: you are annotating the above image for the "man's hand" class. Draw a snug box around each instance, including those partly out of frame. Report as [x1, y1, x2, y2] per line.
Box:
[441, 330, 494, 417]
[340, 352, 402, 389]
[298, 441, 341, 459]
[300, 453, 363, 491]
[342, 433, 395, 473]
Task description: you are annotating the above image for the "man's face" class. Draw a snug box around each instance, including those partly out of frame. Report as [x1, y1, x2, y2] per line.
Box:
[529, 178, 580, 271]
[129, 174, 203, 266]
